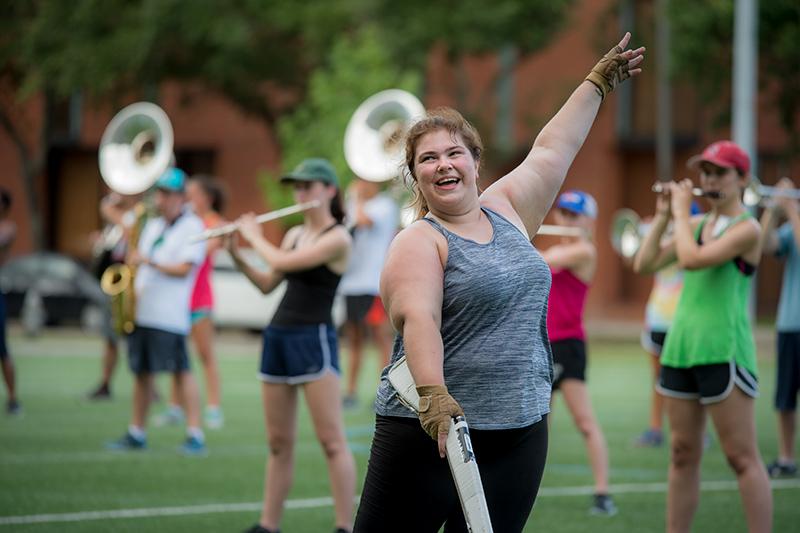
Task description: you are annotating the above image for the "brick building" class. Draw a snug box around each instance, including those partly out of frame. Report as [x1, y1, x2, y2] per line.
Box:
[2, 0, 797, 320]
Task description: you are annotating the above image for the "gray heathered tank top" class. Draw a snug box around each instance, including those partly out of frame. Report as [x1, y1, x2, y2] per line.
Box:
[374, 207, 553, 430]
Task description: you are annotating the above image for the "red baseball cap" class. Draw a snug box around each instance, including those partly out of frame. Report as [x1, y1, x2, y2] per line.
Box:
[688, 140, 750, 174]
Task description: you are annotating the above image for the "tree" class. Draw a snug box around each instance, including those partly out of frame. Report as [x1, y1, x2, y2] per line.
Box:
[1, 0, 575, 248]
[259, 26, 421, 226]
[669, 0, 800, 155]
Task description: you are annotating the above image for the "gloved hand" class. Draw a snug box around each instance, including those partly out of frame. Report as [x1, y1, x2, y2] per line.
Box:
[585, 33, 644, 100]
[416, 385, 464, 456]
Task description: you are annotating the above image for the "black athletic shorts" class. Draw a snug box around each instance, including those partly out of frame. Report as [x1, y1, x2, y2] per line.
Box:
[775, 331, 800, 411]
[354, 414, 548, 533]
[641, 330, 668, 356]
[127, 325, 190, 374]
[658, 360, 758, 405]
[551, 338, 586, 390]
[345, 294, 376, 324]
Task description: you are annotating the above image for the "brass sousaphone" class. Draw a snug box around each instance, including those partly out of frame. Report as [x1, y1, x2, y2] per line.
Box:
[99, 102, 174, 333]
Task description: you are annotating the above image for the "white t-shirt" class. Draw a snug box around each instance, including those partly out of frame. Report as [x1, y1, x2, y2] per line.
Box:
[134, 209, 206, 334]
[339, 194, 399, 296]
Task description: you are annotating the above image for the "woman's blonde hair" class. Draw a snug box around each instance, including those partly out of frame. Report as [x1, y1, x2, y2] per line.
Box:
[403, 107, 483, 220]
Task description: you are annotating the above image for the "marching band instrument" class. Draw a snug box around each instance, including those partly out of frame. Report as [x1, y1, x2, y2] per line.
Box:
[743, 177, 800, 207]
[388, 356, 494, 533]
[99, 102, 175, 195]
[610, 208, 644, 259]
[536, 224, 585, 237]
[344, 89, 426, 183]
[651, 182, 722, 199]
[98, 102, 174, 334]
[188, 201, 323, 243]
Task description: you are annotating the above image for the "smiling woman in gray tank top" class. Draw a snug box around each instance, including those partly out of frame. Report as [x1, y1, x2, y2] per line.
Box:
[353, 33, 645, 533]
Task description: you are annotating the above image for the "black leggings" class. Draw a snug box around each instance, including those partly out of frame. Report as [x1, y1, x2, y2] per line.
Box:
[354, 414, 548, 533]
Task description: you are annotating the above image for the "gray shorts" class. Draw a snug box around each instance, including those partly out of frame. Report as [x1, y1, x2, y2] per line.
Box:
[127, 326, 189, 375]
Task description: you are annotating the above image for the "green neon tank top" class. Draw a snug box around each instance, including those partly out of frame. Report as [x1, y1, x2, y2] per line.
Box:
[661, 213, 758, 375]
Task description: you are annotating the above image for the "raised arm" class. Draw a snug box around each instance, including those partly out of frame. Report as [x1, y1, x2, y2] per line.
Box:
[482, 33, 645, 237]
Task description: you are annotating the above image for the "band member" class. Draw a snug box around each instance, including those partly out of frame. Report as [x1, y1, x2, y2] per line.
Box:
[759, 177, 800, 478]
[542, 190, 616, 516]
[87, 192, 141, 400]
[0, 188, 19, 415]
[339, 177, 399, 408]
[155, 175, 227, 429]
[107, 168, 208, 455]
[634, 141, 773, 533]
[353, 34, 644, 532]
[230, 158, 355, 533]
[634, 202, 700, 448]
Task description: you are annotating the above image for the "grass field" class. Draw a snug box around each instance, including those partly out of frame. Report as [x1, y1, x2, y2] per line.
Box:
[0, 326, 797, 532]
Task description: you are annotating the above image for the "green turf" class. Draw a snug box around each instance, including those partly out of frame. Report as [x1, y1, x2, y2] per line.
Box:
[0, 329, 796, 532]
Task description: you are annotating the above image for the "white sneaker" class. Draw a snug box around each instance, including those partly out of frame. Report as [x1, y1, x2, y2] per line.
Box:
[204, 406, 224, 430]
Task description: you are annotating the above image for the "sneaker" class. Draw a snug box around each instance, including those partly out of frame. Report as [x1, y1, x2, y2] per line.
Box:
[106, 432, 147, 451]
[153, 405, 184, 427]
[243, 524, 278, 533]
[634, 428, 663, 447]
[87, 384, 112, 400]
[204, 406, 225, 430]
[767, 459, 798, 478]
[590, 493, 618, 516]
[342, 395, 358, 410]
[6, 399, 22, 416]
[179, 435, 207, 456]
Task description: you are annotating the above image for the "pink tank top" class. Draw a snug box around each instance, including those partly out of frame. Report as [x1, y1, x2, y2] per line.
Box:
[546, 268, 589, 342]
[190, 213, 222, 311]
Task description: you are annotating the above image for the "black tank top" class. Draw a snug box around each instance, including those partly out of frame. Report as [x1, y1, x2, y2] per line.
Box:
[270, 224, 343, 326]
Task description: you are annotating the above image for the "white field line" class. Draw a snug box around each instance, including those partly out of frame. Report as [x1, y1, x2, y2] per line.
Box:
[1, 479, 798, 526]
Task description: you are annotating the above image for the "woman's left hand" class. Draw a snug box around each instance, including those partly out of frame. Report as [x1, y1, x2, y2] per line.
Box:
[585, 32, 646, 100]
[669, 179, 694, 218]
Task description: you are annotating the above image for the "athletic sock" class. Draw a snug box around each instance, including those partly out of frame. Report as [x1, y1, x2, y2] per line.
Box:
[128, 425, 146, 440]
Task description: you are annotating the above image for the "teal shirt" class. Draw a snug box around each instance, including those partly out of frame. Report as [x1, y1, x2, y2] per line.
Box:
[776, 223, 800, 332]
[661, 213, 758, 375]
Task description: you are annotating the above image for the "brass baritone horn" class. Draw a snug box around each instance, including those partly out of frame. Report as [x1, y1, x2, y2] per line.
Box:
[344, 89, 426, 183]
[98, 102, 174, 334]
[743, 176, 800, 207]
[610, 208, 644, 259]
[99, 102, 174, 195]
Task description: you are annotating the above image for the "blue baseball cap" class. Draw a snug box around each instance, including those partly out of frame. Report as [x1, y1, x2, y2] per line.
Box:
[556, 190, 598, 219]
[155, 167, 186, 192]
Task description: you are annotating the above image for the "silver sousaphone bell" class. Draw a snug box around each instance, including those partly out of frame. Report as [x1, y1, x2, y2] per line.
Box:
[344, 89, 426, 183]
[99, 102, 174, 195]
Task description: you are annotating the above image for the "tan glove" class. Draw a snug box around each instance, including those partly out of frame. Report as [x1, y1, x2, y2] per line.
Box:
[416, 385, 464, 441]
[585, 44, 630, 100]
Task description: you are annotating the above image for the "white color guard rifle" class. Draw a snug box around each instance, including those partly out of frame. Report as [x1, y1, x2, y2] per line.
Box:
[387, 356, 494, 533]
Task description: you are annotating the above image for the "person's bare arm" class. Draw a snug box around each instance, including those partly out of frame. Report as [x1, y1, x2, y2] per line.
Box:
[381, 222, 446, 388]
[481, 33, 645, 237]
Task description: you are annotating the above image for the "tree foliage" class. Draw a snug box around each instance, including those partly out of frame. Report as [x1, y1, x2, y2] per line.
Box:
[259, 26, 421, 224]
[669, 0, 800, 151]
[0, 0, 575, 246]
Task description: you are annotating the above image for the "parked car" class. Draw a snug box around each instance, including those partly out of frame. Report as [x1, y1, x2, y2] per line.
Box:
[0, 252, 108, 336]
[211, 249, 345, 331]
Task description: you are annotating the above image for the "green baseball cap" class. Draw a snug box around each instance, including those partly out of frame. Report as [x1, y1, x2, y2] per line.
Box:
[280, 158, 339, 188]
